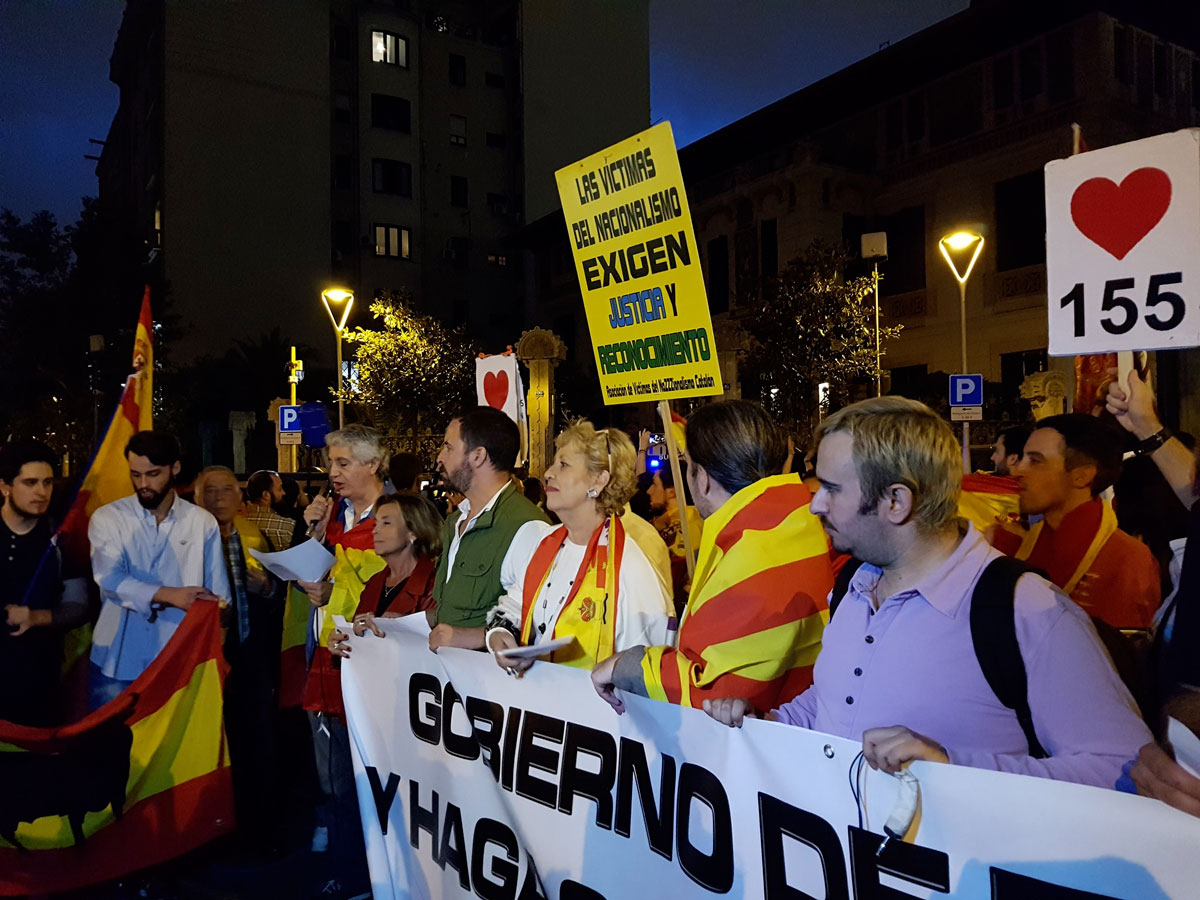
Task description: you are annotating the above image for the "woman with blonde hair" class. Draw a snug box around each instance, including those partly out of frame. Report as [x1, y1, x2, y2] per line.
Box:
[486, 421, 672, 673]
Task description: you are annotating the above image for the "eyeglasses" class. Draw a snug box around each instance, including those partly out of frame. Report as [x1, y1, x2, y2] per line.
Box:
[596, 428, 612, 472]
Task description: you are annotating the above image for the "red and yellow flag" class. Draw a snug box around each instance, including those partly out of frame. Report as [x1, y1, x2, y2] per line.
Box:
[0, 601, 233, 895]
[57, 288, 154, 571]
[642, 474, 832, 711]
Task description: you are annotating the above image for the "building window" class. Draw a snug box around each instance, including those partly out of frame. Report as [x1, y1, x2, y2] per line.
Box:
[450, 115, 467, 146]
[1114, 24, 1131, 84]
[485, 71, 505, 88]
[487, 192, 508, 216]
[333, 220, 353, 257]
[449, 53, 467, 86]
[993, 54, 1014, 109]
[334, 155, 353, 190]
[450, 175, 468, 208]
[372, 159, 412, 196]
[906, 91, 925, 142]
[878, 206, 925, 296]
[1000, 349, 1047, 396]
[1154, 43, 1172, 98]
[372, 30, 408, 67]
[485, 131, 506, 148]
[889, 364, 928, 397]
[928, 68, 981, 146]
[1046, 28, 1074, 103]
[487, 254, 508, 267]
[706, 235, 729, 315]
[332, 22, 354, 61]
[374, 224, 411, 259]
[760, 219, 778, 297]
[884, 101, 903, 151]
[371, 93, 411, 132]
[334, 91, 352, 125]
[995, 171, 1046, 271]
[1019, 43, 1043, 101]
[446, 236, 471, 269]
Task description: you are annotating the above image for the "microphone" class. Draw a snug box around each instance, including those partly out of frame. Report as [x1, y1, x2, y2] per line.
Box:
[306, 482, 336, 538]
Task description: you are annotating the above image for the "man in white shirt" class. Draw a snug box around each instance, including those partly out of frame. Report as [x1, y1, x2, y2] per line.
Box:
[89, 431, 228, 708]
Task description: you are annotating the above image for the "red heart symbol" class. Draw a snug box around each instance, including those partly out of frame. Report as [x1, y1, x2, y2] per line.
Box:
[483, 370, 509, 409]
[1070, 167, 1172, 260]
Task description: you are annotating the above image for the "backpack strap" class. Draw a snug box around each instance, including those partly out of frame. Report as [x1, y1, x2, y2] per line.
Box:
[969, 556, 1048, 759]
[828, 558, 864, 618]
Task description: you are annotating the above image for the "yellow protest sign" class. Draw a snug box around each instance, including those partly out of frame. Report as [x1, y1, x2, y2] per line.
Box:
[555, 122, 723, 405]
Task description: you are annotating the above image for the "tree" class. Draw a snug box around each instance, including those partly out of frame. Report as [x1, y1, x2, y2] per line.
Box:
[740, 240, 902, 450]
[341, 290, 477, 460]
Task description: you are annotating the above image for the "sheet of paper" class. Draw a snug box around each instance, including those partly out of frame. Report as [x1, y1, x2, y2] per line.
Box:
[495, 635, 576, 660]
[248, 538, 335, 583]
[1168, 717, 1200, 778]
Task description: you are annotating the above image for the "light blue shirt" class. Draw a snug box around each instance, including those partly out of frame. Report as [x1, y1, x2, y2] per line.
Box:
[89, 493, 229, 680]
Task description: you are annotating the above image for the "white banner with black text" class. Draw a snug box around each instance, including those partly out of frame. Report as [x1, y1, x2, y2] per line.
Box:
[340, 614, 1200, 900]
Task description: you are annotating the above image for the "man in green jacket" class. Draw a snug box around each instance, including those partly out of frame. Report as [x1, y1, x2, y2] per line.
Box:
[429, 406, 549, 651]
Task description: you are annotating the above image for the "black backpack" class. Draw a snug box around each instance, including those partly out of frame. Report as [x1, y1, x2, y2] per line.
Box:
[829, 556, 1151, 758]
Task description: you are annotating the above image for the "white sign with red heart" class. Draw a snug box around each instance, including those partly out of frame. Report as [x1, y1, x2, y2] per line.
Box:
[475, 353, 528, 464]
[1045, 128, 1200, 356]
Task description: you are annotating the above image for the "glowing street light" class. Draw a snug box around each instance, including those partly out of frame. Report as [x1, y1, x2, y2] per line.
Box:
[321, 287, 355, 429]
[938, 230, 984, 473]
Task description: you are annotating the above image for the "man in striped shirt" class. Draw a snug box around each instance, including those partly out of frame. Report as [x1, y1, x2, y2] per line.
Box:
[591, 400, 832, 713]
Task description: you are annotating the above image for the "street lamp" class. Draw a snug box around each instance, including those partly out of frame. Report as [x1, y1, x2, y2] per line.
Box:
[938, 230, 984, 474]
[321, 287, 354, 429]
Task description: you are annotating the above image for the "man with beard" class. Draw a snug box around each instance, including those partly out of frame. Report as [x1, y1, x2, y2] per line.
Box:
[429, 407, 548, 651]
[0, 440, 89, 725]
[89, 431, 228, 707]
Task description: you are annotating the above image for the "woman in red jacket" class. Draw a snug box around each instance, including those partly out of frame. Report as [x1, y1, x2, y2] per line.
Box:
[329, 492, 442, 657]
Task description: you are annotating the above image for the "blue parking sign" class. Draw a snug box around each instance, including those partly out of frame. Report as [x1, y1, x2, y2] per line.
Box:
[948, 374, 983, 407]
[279, 405, 302, 432]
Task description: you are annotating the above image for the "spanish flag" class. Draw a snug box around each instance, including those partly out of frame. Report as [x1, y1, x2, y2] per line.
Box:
[54, 288, 154, 704]
[0, 600, 233, 895]
[57, 288, 154, 574]
[959, 473, 1021, 533]
[641, 474, 832, 711]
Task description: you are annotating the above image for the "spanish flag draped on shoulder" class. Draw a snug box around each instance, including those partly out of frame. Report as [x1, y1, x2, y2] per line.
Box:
[0, 289, 234, 895]
[641, 474, 832, 711]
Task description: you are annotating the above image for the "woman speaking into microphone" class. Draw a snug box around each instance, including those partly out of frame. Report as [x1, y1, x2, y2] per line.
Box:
[486, 421, 672, 674]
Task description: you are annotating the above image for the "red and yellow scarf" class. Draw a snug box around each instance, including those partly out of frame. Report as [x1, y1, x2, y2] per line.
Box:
[519, 517, 624, 669]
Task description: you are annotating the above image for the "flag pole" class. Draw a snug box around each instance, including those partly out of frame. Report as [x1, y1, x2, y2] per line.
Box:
[657, 399, 695, 578]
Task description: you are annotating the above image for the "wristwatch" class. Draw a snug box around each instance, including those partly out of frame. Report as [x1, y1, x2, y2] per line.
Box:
[1134, 426, 1172, 457]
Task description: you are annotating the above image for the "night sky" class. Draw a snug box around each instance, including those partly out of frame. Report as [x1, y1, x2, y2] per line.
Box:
[0, 0, 969, 227]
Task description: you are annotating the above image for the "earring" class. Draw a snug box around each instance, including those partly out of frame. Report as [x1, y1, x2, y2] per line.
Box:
[586, 488, 598, 499]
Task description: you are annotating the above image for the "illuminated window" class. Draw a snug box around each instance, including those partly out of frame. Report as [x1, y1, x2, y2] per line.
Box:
[371, 31, 408, 67]
[450, 115, 467, 146]
[374, 224, 411, 259]
[487, 254, 508, 267]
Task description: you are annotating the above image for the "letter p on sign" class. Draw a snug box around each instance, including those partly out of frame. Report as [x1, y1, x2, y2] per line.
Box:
[949, 375, 983, 407]
[279, 405, 301, 432]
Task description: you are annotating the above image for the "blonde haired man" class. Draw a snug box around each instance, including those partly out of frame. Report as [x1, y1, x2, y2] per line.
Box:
[705, 396, 1151, 789]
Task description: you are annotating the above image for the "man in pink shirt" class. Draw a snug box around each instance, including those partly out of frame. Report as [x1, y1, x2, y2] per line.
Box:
[705, 396, 1150, 789]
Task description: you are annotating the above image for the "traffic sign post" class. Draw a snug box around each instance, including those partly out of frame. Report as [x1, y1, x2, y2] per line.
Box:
[949, 375, 983, 465]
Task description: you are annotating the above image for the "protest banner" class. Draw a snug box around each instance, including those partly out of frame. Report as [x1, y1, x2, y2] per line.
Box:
[554, 122, 723, 406]
[342, 614, 1200, 900]
[0, 600, 233, 896]
[1045, 128, 1200, 357]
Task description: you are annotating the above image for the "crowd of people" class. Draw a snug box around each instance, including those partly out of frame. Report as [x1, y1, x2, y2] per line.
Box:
[5, 382, 1200, 894]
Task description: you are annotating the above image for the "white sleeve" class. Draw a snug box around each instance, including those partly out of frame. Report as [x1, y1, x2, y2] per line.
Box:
[490, 521, 555, 631]
[615, 535, 674, 651]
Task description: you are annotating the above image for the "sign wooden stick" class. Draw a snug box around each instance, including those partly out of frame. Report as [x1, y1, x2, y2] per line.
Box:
[658, 399, 695, 578]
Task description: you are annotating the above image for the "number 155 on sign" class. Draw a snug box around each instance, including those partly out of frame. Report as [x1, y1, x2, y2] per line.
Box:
[1045, 128, 1200, 356]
